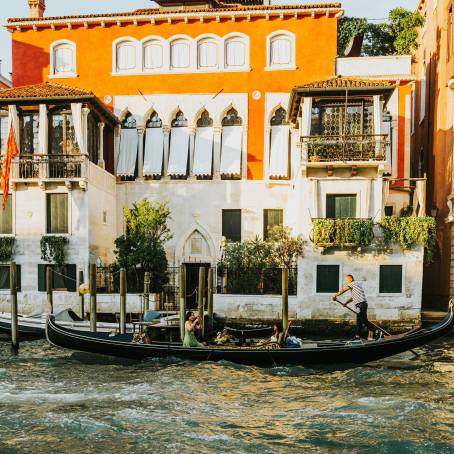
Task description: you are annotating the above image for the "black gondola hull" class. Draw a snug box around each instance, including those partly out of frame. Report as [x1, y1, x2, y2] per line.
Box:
[46, 303, 454, 366]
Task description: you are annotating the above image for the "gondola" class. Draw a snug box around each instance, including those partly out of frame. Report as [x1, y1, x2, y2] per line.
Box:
[46, 302, 454, 366]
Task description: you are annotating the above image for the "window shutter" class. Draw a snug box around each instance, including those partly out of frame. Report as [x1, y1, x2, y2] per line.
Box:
[55, 46, 74, 73]
[226, 40, 245, 67]
[198, 41, 217, 68]
[47, 193, 68, 234]
[222, 209, 241, 242]
[271, 38, 291, 66]
[379, 265, 402, 293]
[144, 42, 163, 69]
[0, 197, 12, 234]
[316, 265, 339, 293]
[65, 264, 77, 292]
[171, 41, 190, 69]
[117, 43, 136, 70]
[38, 264, 46, 292]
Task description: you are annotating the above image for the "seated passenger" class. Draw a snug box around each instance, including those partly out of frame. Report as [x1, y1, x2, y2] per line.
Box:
[270, 322, 283, 343]
[183, 311, 204, 348]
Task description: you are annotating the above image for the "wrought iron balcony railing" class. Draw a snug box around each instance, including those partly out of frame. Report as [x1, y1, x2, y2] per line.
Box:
[300, 134, 388, 163]
[11, 154, 88, 181]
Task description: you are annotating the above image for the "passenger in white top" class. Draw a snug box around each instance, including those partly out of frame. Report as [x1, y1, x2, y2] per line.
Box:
[333, 274, 374, 340]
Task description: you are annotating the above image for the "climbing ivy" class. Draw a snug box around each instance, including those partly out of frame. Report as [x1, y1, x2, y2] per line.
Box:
[313, 219, 374, 248]
[40, 236, 69, 267]
[0, 237, 16, 263]
[379, 216, 438, 263]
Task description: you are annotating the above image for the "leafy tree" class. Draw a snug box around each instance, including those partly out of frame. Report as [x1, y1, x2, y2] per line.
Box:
[338, 8, 424, 57]
[267, 225, 305, 269]
[114, 200, 172, 292]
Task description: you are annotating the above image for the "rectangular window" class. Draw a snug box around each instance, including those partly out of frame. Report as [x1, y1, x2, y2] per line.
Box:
[316, 265, 339, 293]
[222, 209, 241, 242]
[0, 265, 21, 291]
[0, 197, 12, 234]
[20, 112, 39, 155]
[38, 264, 77, 292]
[379, 265, 403, 294]
[46, 193, 68, 234]
[263, 209, 283, 240]
[384, 205, 394, 217]
[326, 194, 357, 219]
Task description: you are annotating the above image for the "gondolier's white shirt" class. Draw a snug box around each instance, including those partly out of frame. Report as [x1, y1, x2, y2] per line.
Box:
[347, 281, 367, 305]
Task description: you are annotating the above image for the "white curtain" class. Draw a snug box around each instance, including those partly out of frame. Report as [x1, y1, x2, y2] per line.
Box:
[71, 103, 88, 155]
[171, 41, 190, 69]
[168, 127, 190, 176]
[117, 129, 139, 176]
[143, 128, 164, 177]
[225, 39, 245, 67]
[382, 180, 390, 214]
[8, 105, 20, 147]
[220, 126, 242, 176]
[416, 180, 425, 217]
[193, 127, 214, 176]
[269, 125, 289, 178]
[301, 97, 312, 136]
[38, 104, 47, 155]
[271, 38, 291, 66]
[117, 43, 136, 70]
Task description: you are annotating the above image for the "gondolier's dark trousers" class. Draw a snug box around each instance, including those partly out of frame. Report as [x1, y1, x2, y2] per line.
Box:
[355, 302, 373, 338]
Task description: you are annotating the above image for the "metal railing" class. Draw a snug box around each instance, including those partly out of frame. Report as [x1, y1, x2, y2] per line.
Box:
[300, 134, 388, 162]
[11, 154, 87, 180]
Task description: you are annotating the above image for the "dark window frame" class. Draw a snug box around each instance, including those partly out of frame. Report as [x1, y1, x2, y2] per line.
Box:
[0, 264, 21, 291]
[222, 209, 242, 242]
[326, 194, 357, 219]
[316, 264, 340, 294]
[263, 209, 283, 240]
[20, 111, 39, 155]
[46, 193, 69, 234]
[38, 264, 77, 292]
[48, 107, 79, 155]
[379, 265, 403, 294]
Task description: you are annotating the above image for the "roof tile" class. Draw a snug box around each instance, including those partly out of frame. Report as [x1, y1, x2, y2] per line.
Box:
[0, 82, 94, 100]
[296, 76, 395, 90]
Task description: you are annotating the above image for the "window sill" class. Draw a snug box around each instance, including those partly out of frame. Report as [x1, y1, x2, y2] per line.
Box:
[48, 73, 79, 79]
[264, 66, 297, 72]
[377, 293, 404, 297]
[0, 234, 15, 237]
[44, 233, 70, 237]
[110, 67, 251, 76]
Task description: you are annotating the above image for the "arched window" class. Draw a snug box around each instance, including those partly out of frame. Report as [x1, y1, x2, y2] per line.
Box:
[122, 113, 137, 129]
[225, 35, 248, 69]
[194, 110, 214, 178]
[197, 110, 213, 127]
[51, 41, 76, 76]
[171, 110, 188, 127]
[144, 112, 164, 178]
[269, 107, 290, 179]
[198, 38, 218, 69]
[170, 39, 191, 69]
[222, 108, 242, 126]
[116, 40, 137, 71]
[117, 113, 138, 177]
[143, 40, 164, 70]
[267, 32, 295, 69]
[168, 110, 190, 177]
[48, 107, 79, 155]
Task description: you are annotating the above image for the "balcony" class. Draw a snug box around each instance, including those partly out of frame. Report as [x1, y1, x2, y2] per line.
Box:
[11, 154, 89, 189]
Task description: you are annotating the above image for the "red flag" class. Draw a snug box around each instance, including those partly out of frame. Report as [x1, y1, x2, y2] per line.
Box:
[1, 124, 19, 209]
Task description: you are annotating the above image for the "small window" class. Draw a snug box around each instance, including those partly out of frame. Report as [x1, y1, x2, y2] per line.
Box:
[102, 210, 107, 224]
[48, 109, 79, 155]
[222, 108, 242, 127]
[222, 209, 241, 242]
[0, 197, 13, 234]
[268, 33, 294, 68]
[263, 209, 283, 240]
[143, 40, 164, 70]
[116, 41, 137, 71]
[198, 39, 218, 69]
[225, 37, 247, 68]
[47, 193, 68, 234]
[197, 110, 213, 128]
[170, 39, 191, 69]
[326, 194, 357, 219]
[379, 265, 403, 294]
[0, 115, 8, 155]
[316, 265, 339, 293]
[171, 110, 188, 128]
[384, 206, 394, 217]
[52, 42, 76, 76]
[38, 264, 77, 292]
[146, 112, 162, 128]
[0, 265, 21, 291]
[20, 112, 39, 155]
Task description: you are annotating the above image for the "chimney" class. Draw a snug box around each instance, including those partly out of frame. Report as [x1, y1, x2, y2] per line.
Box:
[28, 0, 45, 18]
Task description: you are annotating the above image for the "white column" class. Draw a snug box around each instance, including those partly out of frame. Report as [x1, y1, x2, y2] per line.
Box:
[162, 126, 170, 178]
[242, 124, 248, 179]
[97, 122, 105, 168]
[213, 126, 222, 179]
[137, 127, 145, 179]
[373, 95, 383, 136]
[301, 97, 312, 163]
[82, 106, 90, 154]
[188, 126, 196, 178]
[264, 124, 271, 181]
[290, 128, 300, 180]
[114, 125, 121, 174]
[38, 104, 48, 155]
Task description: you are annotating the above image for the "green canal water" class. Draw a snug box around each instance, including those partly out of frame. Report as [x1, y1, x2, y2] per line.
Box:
[0, 338, 453, 454]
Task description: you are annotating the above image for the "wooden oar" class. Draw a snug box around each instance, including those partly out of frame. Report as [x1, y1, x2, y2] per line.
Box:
[333, 298, 419, 357]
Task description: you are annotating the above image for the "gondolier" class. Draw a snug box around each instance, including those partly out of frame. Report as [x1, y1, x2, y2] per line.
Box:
[333, 274, 374, 340]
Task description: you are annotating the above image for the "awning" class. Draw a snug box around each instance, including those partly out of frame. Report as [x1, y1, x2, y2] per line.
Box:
[269, 125, 289, 179]
[167, 127, 190, 176]
[143, 128, 164, 177]
[220, 126, 242, 177]
[116, 129, 138, 177]
[193, 127, 214, 177]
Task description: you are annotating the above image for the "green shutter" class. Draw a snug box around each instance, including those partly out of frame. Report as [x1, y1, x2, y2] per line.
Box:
[47, 194, 68, 234]
[263, 209, 283, 240]
[316, 265, 340, 293]
[0, 198, 12, 234]
[38, 264, 46, 292]
[379, 265, 402, 293]
[0, 265, 21, 291]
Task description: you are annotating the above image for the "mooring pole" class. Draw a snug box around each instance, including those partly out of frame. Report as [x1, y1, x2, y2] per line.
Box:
[282, 268, 289, 332]
[179, 264, 186, 342]
[89, 263, 97, 332]
[10, 262, 18, 355]
[46, 267, 53, 314]
[207, 267, 214, 335]
[78, 269, 85, 319]
[197, 266, 206, 338]
[120, 268, 127, 334]
[143, 271, 150, 315]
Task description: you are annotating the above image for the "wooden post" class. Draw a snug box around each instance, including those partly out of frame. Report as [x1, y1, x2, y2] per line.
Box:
[78, 269, 85, 319]
[207, 267, 214, 335]
[46, 266, 53, 314]
[120, 268, 127, 334]
[197, 266, 206, 338]
[89, 263, 97, 332]
[143, 271, 150, 315]
[179, 264, 186, 342]
[10, 262, 18, 355]
[282, 268, 289, 332]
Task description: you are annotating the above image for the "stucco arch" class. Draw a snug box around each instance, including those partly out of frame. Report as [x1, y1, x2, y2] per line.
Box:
[175, 221, 217, 264]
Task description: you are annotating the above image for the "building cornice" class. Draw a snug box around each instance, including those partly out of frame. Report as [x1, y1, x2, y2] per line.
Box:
[6, 5, 343, 32]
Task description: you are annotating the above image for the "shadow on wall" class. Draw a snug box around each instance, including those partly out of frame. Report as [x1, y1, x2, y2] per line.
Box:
[12, 40, 49, 86]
